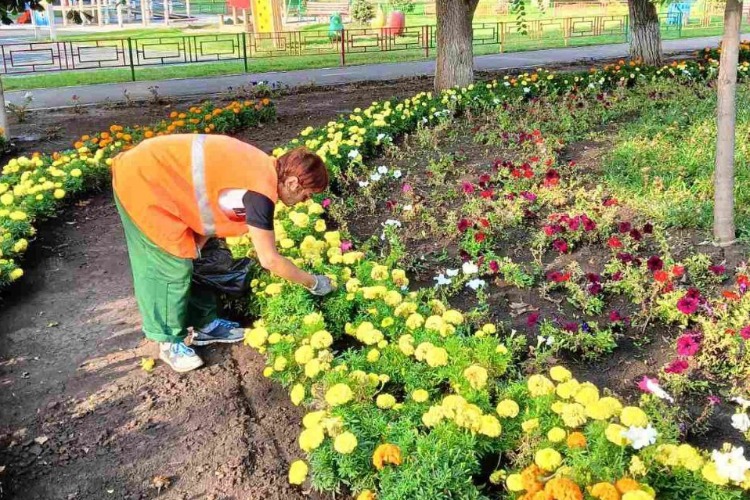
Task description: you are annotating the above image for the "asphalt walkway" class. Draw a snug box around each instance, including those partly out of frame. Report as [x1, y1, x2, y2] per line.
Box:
[7, 34, 750, 109]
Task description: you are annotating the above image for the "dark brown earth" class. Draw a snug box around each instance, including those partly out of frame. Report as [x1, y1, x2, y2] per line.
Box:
[0, 55, 721, 500]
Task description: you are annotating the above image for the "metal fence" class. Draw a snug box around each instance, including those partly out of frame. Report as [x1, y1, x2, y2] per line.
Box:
[0, 13, 738, 78]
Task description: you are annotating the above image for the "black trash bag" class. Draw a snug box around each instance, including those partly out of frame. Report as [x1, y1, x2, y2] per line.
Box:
[192, 238, 254, 296]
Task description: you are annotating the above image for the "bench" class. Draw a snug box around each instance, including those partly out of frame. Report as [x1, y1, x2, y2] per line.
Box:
[302, 1, 349, 22]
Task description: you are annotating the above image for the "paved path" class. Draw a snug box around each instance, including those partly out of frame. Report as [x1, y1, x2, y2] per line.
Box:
[7, 34, 750, 109]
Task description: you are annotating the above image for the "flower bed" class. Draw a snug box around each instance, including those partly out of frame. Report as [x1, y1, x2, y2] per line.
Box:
[225, 52, 750, 499]
[0, 98, 275, 287]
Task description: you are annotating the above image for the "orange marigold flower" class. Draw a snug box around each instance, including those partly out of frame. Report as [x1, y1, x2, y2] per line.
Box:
[144, 131, 154, 138]
[204, 127, 212, 133]
[614, 478, 639, 494]
[544, 477, 583, 500]
[589, 482, 620, 500]
[722, 290, 740, 300]
[74, 141, 84, 149]
[262, 98, 271, 105]
[566, 432, 587, 449]
[372, 443, 402, 470]
[520, 464, 544, 493]
[169, 111, 178, 118]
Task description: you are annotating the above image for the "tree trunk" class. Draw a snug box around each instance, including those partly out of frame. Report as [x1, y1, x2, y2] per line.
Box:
[0, 78, 9, 141]
[434, 0, 479, 91]
[628, 0, 662, 65]
[713, 0, 742, 247]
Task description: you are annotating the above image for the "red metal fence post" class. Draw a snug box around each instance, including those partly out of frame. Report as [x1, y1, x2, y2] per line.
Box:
[340, 29, 346, 66]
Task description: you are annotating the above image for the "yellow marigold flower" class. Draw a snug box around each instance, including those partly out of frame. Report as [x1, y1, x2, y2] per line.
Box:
[439, 323, 456, 337]
[424, 315, 444, 331]
[535, 448, 562, 471]
[379, 316, 394, 328]
[304, 359, 322, 378]
[411, 389, 429, 403]
[496, 399, 520, 418]
[425, 347, 448, 367]
[280, 238, 295, 249]
[299, 426, 325, 452]
[405, 313, 425, 330]
[322, 415, 343, 436]
[294, 345, 315, 365]
[556, 379, 581, 399]
[506, 473, 524, 492]
[394, 302, 417, 317]
[585, 399, 614, 421]
[265, 283, 283, 295]
[303, 312, 323, 326]
[429, 299, 446, 315]
[606, 423, 629, 446]
[9, 211, 26, 221]
[655, 444, 679, 466]
[0, 193, 13, 205]
[629, 455, 646, 477]
[548, 427, 567, 443]
[333, 431, 358, 454]
[589, 482, 619, 500]
[482, 323, 497, 335]
[442, 309, 464, 325]
[303, 410, 326, 429]
[356, 491, 376, 500]
[366, 349, 380, 362]
[273, 356, 288, 371]
[11, 266, 27, 280]
[550, 365, 572, 382]
[70, 168, 82, 177]
[384, 290, 403, 307]
[372, 443, 402, 470]
[244, 327, 269, 348]
[561, 403, 587, 428]
[620, 407, 649, 427]
[13, 238, 28, 253]
[268, 332, 282, 344]
[291, 384, 305, 406]
[288, 460, 308, 485]
[421, 405, 445, 427]
[53, 189, 65, 199]
[342, 251, 364, 265]
[567, 431, 587, 449]
[479, 415, 502, 437]
[527, 374, 555, 397]
[394, 334, 413, 355]
[314, 219, 326, 232]
[522, 418, 539, 433]
[371, 264, 389, 281]
[376, 393, 396, 409]
[310, 330, 333, 349]
[622, 492, 653, 500]
[574, 384, 600, 405]
[463, 365, 488, 390]
[325, 383, 353, 406]
[391, 268, 408, 286]
[676, 444, 704, 471]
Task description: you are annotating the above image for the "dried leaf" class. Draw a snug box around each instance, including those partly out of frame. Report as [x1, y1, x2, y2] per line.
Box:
[151, 475, 171, 493]
[34, 436, 49, 445]
[141, 357, 156, 372]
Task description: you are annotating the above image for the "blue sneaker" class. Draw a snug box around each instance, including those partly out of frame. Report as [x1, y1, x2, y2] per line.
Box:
[159, 342, 204, 373]
[190, 319, 244, 346]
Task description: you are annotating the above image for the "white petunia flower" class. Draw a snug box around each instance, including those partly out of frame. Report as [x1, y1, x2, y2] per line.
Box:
[733, 396, 750, 410]
[377, 165, 388, 175]
[433, 274, 451, 287]
[445, 268, 459, 277]
[622, 425, 658, 450]
[402, 204, 412, 211]
[376, 133, 386, 142]
[370, 173, 382, 182]
[731, 413, 750, 433]
[392, 170, 402, 179]
[348, 149, 360, 159]
[383, 219, 401, 228]
[358, 181, 369, 188]
[711, 446, 750, 483]
[462, 262, 479, 275]
[466, 278, 486, 290]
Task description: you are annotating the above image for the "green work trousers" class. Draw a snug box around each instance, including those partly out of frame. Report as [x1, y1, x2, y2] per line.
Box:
[115, 195, 217, 344]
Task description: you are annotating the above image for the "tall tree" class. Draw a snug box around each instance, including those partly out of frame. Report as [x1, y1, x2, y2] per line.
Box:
[434, 0, 480, 91]
[713, 0, 743, 246]
[628, 0, 662, 65]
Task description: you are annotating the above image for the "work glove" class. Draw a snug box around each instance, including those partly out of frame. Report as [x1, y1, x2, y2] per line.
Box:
[309, 275, 334, 296]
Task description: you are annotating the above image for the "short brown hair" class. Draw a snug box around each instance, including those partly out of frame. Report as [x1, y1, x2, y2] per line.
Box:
[277, 147, 329, 192]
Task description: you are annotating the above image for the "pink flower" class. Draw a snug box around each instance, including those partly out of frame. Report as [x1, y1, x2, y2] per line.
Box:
[478, 173, 491, 187]
[489, 260, 499, 273]
[637, 375, 658, 393]
[582, 215, 596, 231]
[461, 181, 475, 194]
[618, 221, 632, 233]
[552, 239, 568, 253]
[340, 241, 353, 252]
[322, 198, 331, 209]
[676, 294, 699, 315]
[402, 183, 412, 193]
[740, 325, 750, 340]
[665, 359, 689, 374]
[708, 395, 721, 406]
[708, 264, 726, 276]
[527, 312, 540, 327]
[676, 334, 700, 357]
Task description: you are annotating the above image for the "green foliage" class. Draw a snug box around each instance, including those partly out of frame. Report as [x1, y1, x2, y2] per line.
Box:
[351, 0, 376, 24]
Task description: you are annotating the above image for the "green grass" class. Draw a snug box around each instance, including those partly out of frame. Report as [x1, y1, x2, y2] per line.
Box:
[603, 84, 750, 237]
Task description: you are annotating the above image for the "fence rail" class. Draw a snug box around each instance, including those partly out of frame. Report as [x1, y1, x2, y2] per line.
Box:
[0, 13, 739, 78]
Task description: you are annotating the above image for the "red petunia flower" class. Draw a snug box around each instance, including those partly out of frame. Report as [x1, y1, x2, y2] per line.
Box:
[552, 239, 568, 253]
[475, 232, 486, 243]
[457, 219, 471, 232]
[654, 270, 669, 283]
[479, 218, 490, 228]
[618, 221, 632, 233]
[665, 359, 689, 374]
[489, 260, 499, 273]
[543, 169, 560, 187]
[480, 189, 494, 199]
[527, 312, 540, 327]
[677, 295, 699, 315]
[723, 290, 740, 301]
[461, 181, 475, 194]
[708, 264, 726, 276]
[647, 256, 664, 272]
[607, 236, 623, 249]
[671, 265, 685, 278]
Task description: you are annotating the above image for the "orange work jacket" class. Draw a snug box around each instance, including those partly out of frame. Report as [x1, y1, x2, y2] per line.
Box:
[112, 134, 278, 258]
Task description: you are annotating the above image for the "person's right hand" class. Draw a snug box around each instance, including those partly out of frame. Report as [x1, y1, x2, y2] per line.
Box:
[309, 275, 334, 296]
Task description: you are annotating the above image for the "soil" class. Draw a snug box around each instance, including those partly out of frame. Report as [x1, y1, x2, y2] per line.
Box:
[0, 56, 738, 499]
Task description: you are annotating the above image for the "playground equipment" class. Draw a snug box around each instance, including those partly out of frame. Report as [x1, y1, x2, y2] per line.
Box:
[383, 9, 404, 35]
[328, 11, 343, 39]
[370, 4, 385, 28]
